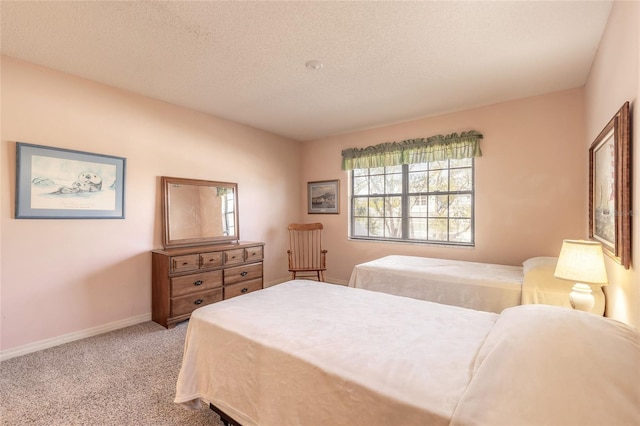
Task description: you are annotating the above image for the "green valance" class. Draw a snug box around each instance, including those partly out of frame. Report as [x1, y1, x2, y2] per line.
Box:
[341, 130, 483, 170]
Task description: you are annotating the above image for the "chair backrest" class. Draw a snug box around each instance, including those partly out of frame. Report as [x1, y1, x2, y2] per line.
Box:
[287, 223, 325, 272]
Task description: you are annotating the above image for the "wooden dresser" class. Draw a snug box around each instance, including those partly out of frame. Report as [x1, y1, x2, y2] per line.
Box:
[152, 241, 265, 328]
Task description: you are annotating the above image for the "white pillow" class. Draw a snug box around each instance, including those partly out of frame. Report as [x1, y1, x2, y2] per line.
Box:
[522, 256, 558, 274]
[451, 305, 640, 426]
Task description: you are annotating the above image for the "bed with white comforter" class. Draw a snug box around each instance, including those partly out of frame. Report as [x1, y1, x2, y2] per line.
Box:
[348, 255, 524, 313]
[175, 280, 639, 426]
[348, 255, 606, 315]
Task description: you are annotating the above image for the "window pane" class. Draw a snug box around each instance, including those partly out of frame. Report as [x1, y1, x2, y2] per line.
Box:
[353, 169, 368, 177]
[428, 195, 449, 217]
[353, 177, 369, 196]
[353, 198, 368, 216]
[353, 217, 368, 236]
[384, 218, 402, 238]
[429, 169, 449, 192]
[369, 218, 384, 237]
[385, 173, 402, 193]
[428, 218, 448, 241]
[370, 167, 385, 175]
[408, 170, 428, 193]
[409, 195, 428, 216]
[450, 168, 471, 191]
[385, 165, 402, 174]
[369, 197, 384, 217]
[409, 218, 427, 239]
[450, 194, 472, 217]
[370, 175, 384, 194]
[449, 219, 472, 243]
[385, 196, 402, 217]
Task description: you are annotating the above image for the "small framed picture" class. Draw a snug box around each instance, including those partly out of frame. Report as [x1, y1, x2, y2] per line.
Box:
[15, 142, 126, 219]
[308, 180, 339, 214]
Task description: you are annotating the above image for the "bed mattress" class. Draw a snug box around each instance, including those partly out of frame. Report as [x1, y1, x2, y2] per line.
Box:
[348, 255, 523, 313]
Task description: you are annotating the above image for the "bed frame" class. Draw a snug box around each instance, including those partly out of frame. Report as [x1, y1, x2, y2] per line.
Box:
[209, 403, 241, 426]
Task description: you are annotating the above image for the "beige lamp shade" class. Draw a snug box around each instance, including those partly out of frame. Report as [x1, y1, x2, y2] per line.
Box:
[554, 239, 608, 285]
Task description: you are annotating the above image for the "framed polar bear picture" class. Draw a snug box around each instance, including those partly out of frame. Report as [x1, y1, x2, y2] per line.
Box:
[15, 142, 126, 219]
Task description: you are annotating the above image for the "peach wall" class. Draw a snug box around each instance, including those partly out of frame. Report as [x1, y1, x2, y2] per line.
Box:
[1, 57, 300, 351]
[2, 2, 637, 355]
[302, 89, 586, 284]
[584, 0, 639, 329]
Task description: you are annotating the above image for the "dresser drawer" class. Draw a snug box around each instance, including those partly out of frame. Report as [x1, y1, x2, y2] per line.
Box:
[224, 278, 263, 299]
[224, 262, 263, 285]
[245, 246, 263, 262]
[171, 270, 222, 297]
[152, 241, 265, 329]
[171, 254, 199, 273]
[224, 248, 245, 265]
[200, 251, 223, 269]
[171, 288, 223, 317]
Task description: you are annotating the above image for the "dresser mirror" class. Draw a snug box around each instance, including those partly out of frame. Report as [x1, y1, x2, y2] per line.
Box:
[162, 176, 239, 248]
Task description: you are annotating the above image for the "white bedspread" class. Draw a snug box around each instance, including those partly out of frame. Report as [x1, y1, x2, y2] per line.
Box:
[175, 280, 640, 426]
[348, 255, 523, 313]
[175, 280, 499, 425]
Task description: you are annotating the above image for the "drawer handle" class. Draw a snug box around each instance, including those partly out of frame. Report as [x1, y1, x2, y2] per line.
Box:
[241, 288, 248, 294]
[182, 262, 188, 265]
[194, 280, 203, 286]
[194, 299, 204, 305]
[240, 271, 248, 277]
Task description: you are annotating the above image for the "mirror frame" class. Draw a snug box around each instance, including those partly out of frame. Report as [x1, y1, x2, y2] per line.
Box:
[161, 176, 239, 248]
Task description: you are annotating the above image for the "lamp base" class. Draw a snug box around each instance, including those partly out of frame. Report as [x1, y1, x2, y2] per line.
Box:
[570, 283, 594, 312]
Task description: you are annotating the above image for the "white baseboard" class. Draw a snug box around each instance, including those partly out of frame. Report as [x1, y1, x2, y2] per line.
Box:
[0, 312, 152, 362]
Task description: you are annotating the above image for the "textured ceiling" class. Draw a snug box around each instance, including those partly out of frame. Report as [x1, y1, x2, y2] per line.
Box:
[1, 1, 612, 141]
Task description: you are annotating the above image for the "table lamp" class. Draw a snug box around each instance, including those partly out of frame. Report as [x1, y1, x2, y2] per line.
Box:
[554, 239, 608, 312]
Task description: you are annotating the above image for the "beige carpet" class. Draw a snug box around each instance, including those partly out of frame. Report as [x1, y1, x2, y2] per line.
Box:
[0, 321, 224, 425]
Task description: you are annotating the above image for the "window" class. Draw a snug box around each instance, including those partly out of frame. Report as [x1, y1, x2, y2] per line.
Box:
[350, 158, 474, 245]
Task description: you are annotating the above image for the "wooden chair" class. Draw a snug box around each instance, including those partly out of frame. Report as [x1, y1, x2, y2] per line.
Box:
[287, 223, 327, 281]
